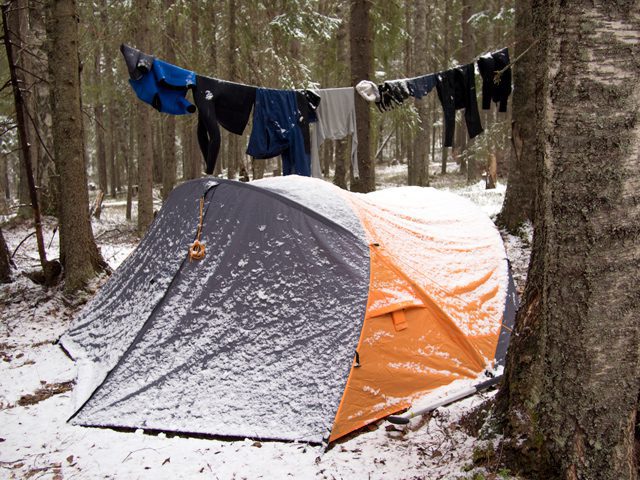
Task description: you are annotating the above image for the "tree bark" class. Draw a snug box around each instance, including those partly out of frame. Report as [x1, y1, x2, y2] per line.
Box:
[460, 0, 478, 183]
[440, 0, 452, 176]
[7, 0, 36, 219]
[497, 0, 537, 232]
[0, 227, 12, 283]
[498, 2, 640, 478]
[126, 106, 134, 221]
[134, 0, 154, 235]
[333, 139, 348, 189]
[226, 0, 240, 180]
[161, 0, 177, 200]
[94, 44, 108, 193]
[333, 1, 349, 189]
[2, 1, 56, 281]
[349, 0, 374, 192]
[45, 0, 105, 291]
[411, 0, 430, 187]
[28, 0, 55, 216]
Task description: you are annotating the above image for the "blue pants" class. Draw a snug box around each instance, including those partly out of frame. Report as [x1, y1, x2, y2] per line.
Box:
[247, 89, 311, 176]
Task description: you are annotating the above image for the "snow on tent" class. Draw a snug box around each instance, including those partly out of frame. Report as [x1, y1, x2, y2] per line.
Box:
[60, 176, 516, 444]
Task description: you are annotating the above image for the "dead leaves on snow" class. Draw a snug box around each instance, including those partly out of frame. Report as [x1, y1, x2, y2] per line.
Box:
[16, 381, 74, 407]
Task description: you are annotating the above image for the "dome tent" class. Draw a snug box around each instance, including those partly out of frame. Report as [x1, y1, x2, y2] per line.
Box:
[60, 176, 516, 444]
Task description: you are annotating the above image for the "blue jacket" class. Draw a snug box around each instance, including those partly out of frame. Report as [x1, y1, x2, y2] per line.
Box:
[122, 44, 196, 115]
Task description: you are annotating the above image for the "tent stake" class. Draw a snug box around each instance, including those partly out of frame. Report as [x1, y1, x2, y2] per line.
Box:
[387, 376, 502, 425]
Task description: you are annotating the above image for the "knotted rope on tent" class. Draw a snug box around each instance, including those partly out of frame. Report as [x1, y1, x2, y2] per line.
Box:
[188, 196, 206, 261]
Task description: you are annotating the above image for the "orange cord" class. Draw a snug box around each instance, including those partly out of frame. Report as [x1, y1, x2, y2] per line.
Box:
[188, 197, 206, 261]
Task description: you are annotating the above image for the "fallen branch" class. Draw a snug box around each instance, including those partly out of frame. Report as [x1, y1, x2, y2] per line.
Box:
[122, 447, 159, 463]
[11, 230, 35, 258]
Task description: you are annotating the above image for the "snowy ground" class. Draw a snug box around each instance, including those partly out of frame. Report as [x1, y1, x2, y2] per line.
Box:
[0, 166, 530, 480]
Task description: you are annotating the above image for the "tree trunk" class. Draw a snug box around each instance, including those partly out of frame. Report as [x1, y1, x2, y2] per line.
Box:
[333, 1, 349, 188]
[460, 0, 478, 183]
[94, 45, 108, 193]
[411, 0, 430, 187]
[3, 1, 55, 281]
[126, 106, 134, 221]
[7, 0, 36, 219]
[161, 0, 177, 200]
[103, 0, 118, 199]
[440, 0, 452, 176]
[134, 0, 154, 235]
[349, 0, 374, 192]
[333, 139, 348, 189]
[226, 0, 242, 179]
[497, 0, 537, 232]
[498, 2, 640, 478]
[0, 227, 12, 283]
[28, 0, 55, 216]
[0, 154, 8, 214]
[46, 0, 105, 291]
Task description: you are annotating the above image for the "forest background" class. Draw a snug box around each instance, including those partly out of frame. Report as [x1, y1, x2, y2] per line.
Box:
[1, 1, 638, 479]
[0, 0, 514, 227]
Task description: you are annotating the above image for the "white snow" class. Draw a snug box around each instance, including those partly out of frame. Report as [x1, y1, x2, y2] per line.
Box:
[0, 173, 528, 479]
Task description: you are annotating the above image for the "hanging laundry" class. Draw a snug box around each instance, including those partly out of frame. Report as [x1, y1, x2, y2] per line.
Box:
[378, 80, 411, 111]
[435, 63, 483, 148]
[406, 73, 437, 100]
[355, 80, 380, 103]
[356, 75, 436, 111]
[310, 87, 359, 179]
[193, 76, 257, 174]
[121, 43, 154, 81]
[247, 89, 311, 177]
[120, 44, 196, 116]
[477, 48, 512, 112]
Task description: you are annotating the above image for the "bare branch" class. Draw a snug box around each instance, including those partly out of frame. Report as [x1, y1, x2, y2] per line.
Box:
[24, 106, 54, 163]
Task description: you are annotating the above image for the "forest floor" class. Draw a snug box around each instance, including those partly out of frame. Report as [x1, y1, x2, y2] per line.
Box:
[0, 165, 531, 480]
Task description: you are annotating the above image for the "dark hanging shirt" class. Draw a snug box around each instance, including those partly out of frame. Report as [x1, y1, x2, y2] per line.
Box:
[477, 48, 512, 112]
[193, 76, 257, 174]
[435, 63, 483, 148]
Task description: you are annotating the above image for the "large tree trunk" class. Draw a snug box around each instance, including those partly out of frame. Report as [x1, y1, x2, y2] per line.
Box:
[134, 0, 154, 234]
[349, 0, 374, 192]
[498, 1, 640, 478]
[410, 0, 430, 187]
[497, 0, 537, 232]
[46, 0, 105, 291]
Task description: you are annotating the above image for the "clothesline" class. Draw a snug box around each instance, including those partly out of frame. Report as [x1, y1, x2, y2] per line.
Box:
[358, 48, 512, 148]
[121, 43, 512, 179]
[122, 44, 358, 179]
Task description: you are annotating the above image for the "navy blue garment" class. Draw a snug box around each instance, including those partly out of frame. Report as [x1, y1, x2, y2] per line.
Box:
[247, 89, 311, 177]
[477, 48, 512, 112]
[128, 58, 196, 115]
[407, 73, 437, 100]
[436, 63, 483, 148]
